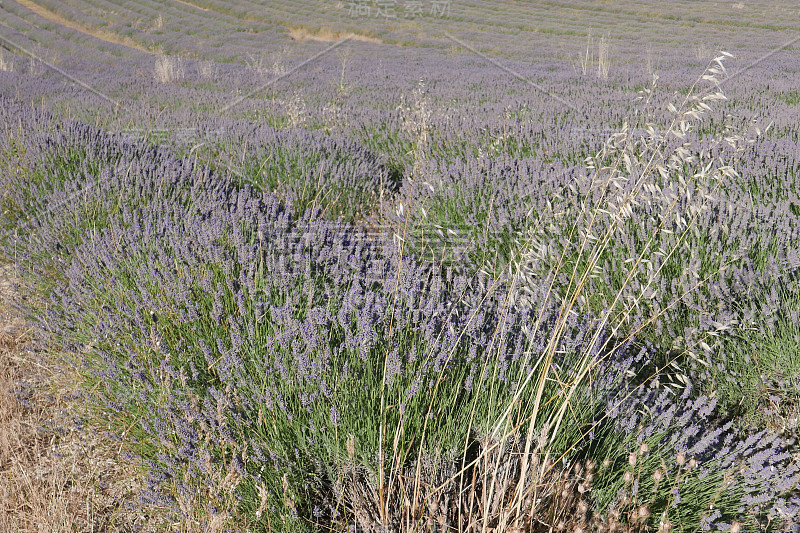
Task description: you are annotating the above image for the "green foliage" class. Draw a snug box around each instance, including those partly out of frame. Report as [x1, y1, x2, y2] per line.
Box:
[716, 281, 800, 426]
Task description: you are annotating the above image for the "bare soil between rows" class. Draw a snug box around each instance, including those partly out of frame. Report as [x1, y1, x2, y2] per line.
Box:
[0, 264, 158, 532]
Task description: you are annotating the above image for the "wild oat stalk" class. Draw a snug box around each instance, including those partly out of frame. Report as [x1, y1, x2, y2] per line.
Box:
[406, 52, 753, 532]
[509, 51, 742, 522]
[343, 53, 747, 533]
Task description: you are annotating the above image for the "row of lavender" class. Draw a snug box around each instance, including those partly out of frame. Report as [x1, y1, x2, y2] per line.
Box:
[2, 84, 800, 530]
[2, 0, 800, 529]
[7, 0, 799, 61]
[4, 0, 800, 155]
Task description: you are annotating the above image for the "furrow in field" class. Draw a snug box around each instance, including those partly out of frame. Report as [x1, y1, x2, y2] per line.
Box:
[12, 0, 152, 53]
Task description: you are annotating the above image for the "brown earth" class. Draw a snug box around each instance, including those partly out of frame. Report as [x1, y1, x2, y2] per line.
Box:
[0, 264, 158, 532]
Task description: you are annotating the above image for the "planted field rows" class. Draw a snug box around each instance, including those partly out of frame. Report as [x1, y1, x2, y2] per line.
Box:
[1, 1, 800, 531]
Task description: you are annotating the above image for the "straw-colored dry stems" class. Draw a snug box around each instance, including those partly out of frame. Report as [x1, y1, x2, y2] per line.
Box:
[494, 51, 740, 527]
[575, 34, 610, 79]
[154, 54, 185, 84]
[580, 34, 593, 76]
[597, 36, 611, 80]
[198, 60, 218, 80]
[0, 50, 13, 73]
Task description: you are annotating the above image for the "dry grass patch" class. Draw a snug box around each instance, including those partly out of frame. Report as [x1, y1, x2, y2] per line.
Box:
[288, 26, 383, 44]
[0, 266, 161, 532]
[173, 0, 210, 12]
[154, 54, 186, 84]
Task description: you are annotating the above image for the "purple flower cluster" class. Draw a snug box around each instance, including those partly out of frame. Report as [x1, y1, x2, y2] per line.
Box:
[598, 373, 800, 529]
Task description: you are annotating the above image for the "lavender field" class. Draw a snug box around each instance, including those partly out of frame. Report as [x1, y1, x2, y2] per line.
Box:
[1, 1, 800, 531]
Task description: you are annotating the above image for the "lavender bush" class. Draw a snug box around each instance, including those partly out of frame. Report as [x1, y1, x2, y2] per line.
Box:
[1, 95, 797, 530]
[379, 154, 580, 275]
[2, 2, 800, 531]
[197, 122, 395, 222]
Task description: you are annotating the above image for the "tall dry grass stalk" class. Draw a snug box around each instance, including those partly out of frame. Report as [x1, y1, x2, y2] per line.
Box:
[597, 36, 611, 80]
[486, 51, 742, 530]
[644, 43, 658, 77]
[373, 78, 432, 529]
[350, 52, 747, 533]
[337, 48, 352, 95]
[694, 42, 712, 61]
[285, 91, 308, 128]
[0, 50, 13, 72]
[245, 53, 270, 81]
[154, 54, 185, 84]
[579, 34, 593, 76]
[198, 60, 218, 80]
[574, 34, 611, 79]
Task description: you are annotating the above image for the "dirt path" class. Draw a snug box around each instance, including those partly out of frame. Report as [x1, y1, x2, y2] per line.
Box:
[172, 0, 210, 12]
[13, 0, 152, 54]
[0, 264, 153, 532]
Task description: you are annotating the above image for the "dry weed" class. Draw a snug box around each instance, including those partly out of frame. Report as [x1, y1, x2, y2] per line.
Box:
[154, 54, 185, 84]
[0, 50, 13, 73]
[287, 26, 382, 44]
[324, 431, 603, 533]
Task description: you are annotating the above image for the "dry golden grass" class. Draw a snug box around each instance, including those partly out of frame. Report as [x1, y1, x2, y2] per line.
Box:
[173, 0, 210, 12]
[287, 26, 383, 44]
[0, 265, 161, 532]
